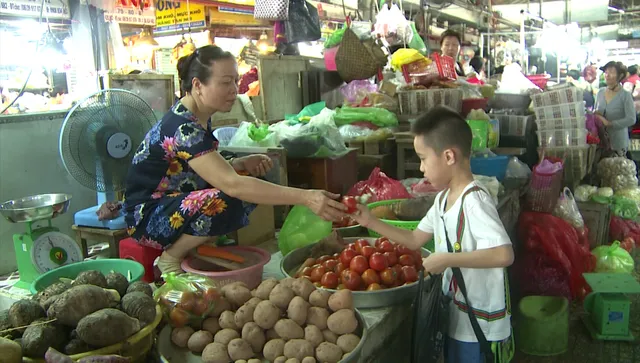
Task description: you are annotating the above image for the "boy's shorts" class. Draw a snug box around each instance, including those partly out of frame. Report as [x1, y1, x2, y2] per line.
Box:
[445, 337, 488, 363]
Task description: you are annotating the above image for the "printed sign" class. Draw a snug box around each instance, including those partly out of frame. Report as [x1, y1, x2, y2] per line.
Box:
[0, 0, 70, 19]
[104, 1, 156, 25]
[155, 1, 205, 32]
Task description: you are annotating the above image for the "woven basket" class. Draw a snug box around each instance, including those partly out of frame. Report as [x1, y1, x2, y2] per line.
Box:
[335, 28, 387, 82]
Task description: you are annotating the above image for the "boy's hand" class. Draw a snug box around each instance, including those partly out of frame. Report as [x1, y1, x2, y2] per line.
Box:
[421, 253, 450, 274]
[351, 204, 375, 228]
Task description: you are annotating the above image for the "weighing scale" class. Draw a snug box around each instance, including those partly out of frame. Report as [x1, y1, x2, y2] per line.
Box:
[581, 272, 640, 341]
[0, 193, 83, 290]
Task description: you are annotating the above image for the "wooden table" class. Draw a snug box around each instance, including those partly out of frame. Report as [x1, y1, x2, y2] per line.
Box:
[72, 225, 128, 258]
[287, 149, 358, 195]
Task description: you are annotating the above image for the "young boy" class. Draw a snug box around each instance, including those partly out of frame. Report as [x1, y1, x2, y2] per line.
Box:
[352, 106, 514, 363]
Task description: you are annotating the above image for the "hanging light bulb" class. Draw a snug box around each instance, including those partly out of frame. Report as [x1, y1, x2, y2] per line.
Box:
[132, 27, 158, 60]
[256, 31, 270, 53]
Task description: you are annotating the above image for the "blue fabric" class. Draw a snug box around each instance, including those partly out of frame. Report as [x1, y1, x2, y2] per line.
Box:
[445, 337, 485, 363]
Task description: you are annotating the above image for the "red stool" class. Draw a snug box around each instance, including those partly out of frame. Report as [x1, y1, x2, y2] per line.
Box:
[119, 237, 163, 283]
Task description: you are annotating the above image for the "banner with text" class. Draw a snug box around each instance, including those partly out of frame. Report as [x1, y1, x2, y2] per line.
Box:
[0, 0, 70, 19]
[209, 6, 266, 26]
[155, 1, 206, 32]
[104, 4, 156, 25]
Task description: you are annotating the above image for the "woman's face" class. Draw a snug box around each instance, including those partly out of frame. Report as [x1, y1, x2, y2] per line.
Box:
[441, 36, 460, 60]
[196, 58, 239, 113]
[604, 66, 621, 87]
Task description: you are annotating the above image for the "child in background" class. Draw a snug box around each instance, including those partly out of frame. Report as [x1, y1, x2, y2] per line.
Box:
[351, 106, 514, 363]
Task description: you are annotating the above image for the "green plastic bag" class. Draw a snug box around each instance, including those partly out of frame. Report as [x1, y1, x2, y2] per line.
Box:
[285, 102, 326, 123]
[408, 22, 427, 55]
[467, 120, 489, 152]
[324, 27, 345, 49]
[333, 106, 399, 128]
[247, 123, 270, 142]
[611, 196, 639, 220]
[592, 241, 635, 274]
[278, 205, 332, 256]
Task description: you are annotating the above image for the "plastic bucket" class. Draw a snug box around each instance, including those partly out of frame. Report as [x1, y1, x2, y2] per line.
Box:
[324, 46, 339, 71]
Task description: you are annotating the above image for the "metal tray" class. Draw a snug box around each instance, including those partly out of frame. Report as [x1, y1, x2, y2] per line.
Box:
[280, 237, 430, 309]
[0, 193, 72, 223]
[157, 309, 368, 363]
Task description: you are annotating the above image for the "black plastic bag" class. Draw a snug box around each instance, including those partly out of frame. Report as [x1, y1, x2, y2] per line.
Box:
[284, 0, 321, 43]
[411, 272, 449, 363]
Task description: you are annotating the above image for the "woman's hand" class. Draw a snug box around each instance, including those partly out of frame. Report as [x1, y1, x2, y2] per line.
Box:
[305, 190, 347, 222]
[351, 204, 375, 228]
[596, 114, 612, 127]
[236, 154, 274, 176]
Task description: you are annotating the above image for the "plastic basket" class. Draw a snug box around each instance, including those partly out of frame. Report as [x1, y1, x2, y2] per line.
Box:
[491, 113, 535, 137]
[539, 145, 594, 185]
[537, 128, 588, 148]
[533, 102, 586, 121]
[525, 156, 564, 213]
[470, 155, 510, 181]
[535, 116, 586, 131]
[531, 87, 584, 108]
[398, 88, 463, 115]
[213, 126, 238, 146]
[366, 199, 420, 238]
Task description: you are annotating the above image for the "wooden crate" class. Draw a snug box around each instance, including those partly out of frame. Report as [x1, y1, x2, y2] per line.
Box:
[577, 201, 611, 249]
[287, 149, 358, 195]
[348, 138, 396, 155]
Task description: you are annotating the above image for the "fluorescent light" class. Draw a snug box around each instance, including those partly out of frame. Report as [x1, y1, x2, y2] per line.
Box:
[608, 6, 625, 14]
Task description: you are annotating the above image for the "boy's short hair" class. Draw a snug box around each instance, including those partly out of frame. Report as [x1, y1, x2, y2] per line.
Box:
[411, 106, 472, 158]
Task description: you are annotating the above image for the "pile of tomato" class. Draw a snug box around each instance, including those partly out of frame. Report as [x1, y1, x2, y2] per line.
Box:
[299, 237, 424, 291]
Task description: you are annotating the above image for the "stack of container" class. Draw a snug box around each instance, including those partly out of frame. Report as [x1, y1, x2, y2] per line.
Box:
[531, 86, 592, 185]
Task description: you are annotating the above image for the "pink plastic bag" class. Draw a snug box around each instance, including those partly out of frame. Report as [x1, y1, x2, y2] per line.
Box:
[347, 167, 412, 202]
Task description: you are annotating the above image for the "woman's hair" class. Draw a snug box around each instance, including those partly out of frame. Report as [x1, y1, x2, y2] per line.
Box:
[469, 56, 484, 73]
[567, 70, 581, 80]
[440, 29, 461, 46]
[629, 65, 638, 76]
[177, 45, 235, 95]
[600, 61, 628, 83]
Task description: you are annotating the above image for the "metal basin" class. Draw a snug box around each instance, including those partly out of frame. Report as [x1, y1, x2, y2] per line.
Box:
[280, 237, 430, 309]
[334, 224, 365, 238]
[489, 93, 532, 111]
[0, 193, 72, 223]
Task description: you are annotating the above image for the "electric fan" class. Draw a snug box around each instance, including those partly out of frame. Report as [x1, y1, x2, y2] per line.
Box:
[59, 89, 156, 229]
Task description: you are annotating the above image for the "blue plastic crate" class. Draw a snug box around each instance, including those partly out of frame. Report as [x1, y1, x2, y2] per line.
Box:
[471, 155, 510, 181]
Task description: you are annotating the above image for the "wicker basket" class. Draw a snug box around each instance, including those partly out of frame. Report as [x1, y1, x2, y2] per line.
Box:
[525, 156, 564, 213]
[397, 88, 463, 115]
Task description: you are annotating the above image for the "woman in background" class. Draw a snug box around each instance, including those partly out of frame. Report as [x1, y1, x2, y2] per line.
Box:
[440, 29, 465, 77]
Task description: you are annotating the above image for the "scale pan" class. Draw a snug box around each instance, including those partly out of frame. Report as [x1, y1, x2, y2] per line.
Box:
[0, 193, 72, 223]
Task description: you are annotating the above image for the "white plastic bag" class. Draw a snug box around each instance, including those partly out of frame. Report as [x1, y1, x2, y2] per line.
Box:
[374, 4, 412, 46]
[574, 185, 598, 202]
[228, 121, 278, 148]
[496, 64, 539, 94]
[505, 157, 531, 179]
[553, 188, 584, 230]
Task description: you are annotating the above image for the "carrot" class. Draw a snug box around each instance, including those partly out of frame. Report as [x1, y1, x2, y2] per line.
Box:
[197, 245, 245, 263]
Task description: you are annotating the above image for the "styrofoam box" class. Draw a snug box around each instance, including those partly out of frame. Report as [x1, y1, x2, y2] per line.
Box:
[532, 87, 584, 108]
[537, 128, 588, 148]
[536, 117, 586, 131]
[533, 102, 586, 121]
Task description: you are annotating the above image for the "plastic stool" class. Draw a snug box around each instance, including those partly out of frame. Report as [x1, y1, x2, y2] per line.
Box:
[119, 237, 163, 283]
[516, 295, 569, 356]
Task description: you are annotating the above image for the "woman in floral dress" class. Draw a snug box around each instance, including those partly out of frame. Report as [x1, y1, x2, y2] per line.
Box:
[124, 46, 346, 274]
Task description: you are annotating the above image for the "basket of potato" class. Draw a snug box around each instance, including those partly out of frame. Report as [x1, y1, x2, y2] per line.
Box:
[158, 278, 366, 363]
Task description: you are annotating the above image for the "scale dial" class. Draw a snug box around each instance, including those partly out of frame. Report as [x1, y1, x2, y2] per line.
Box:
[31, 231, 83, 273]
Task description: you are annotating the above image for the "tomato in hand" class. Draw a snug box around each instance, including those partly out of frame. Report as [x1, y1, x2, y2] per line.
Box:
[378, 240, 395, 253]
[361, 268, 381, 286]
[384, 251, 398, 267]
[310, 266, 327, 283]
[342, 196, 358, 214]
[401, 265, 418, 283]
[366, 283, 383, 291]
[361, 245, 376, 259]
[341, 269, 363, 290]
[350, 255, 369, 275]
[369, 252, 389, 272]
[379, 267, 397, 286]
[340, 249, 358, 266]
[323, 259, 338, 272]
[399, 254, 415, 267]
[321, 271, 340, 289]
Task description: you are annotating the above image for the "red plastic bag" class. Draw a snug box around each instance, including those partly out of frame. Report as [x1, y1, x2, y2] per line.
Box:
[347, 167, 412, 202]
[518, 252, 571, 301]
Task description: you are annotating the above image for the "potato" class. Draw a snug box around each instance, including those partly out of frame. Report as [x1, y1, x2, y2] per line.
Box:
[291, 278, 315, 301]
[8, 299, 45, 333]
[219, 310, 237, 330]
[266, 328, 280, 340]
[226, 285, 252, 308]
[221, 281, 248, 296]
[214, 328, 240, 346]
[126, 281, 153, 297]
[202, 342, 230, 363]
[279, 278, 295, 289]
[228, 338, 254, 360]
[274, 319, 304, 341]
[247, 359, 261, 363]
[306, 307, 329, 330]
[284, 339, 314, 361]
[263, 338, 285, 361]
[287, 296, 309, 326]
[171, 326, 195, 348]
[241, 322, 265, 353]
[327, 309, 357, 335]
[304, 325, 323, 348]
[301, 357, 316, 363]
[274, 357, 287, 363]
[77, 308, 140, 347]
[235, 360, 247, 363]
[47, 285, 120, 326]
[71, 270, 107, 288]
[245, 297, 263, 310]
[285, 359, 300, 363]
[211, 297, 232, 317]
[203, 317, 221, 335]
[235, 304, 256, 328]
[322, 330, 338, 344]
[188, 330, 214, 353]
[253, 300, 281, 330]
[21, 320, 66, 358]
[342, 352, 351, 360]
[328, 290, 353, 312]
[337, 333, 360, 353]
[254, 278, 279, 300]
[0, 336, 21, 363]
[308, 290, 331, 308]
[105, 272, 129, 297]
[269, 284, 295, 310]
[315, 342, 342, 363]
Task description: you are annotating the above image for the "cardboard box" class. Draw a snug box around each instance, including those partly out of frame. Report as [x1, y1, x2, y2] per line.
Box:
[230, 204, 276, 246]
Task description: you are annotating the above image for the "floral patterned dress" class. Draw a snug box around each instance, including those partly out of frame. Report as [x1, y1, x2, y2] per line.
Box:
[124, 101, 256, 249]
